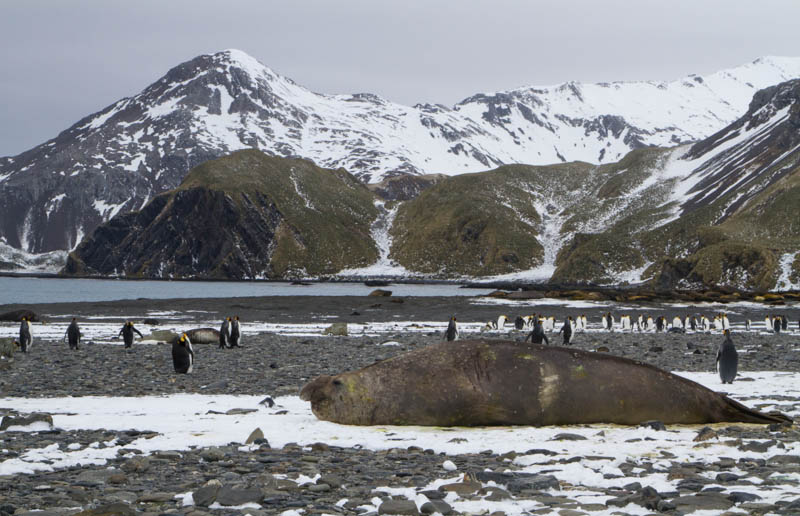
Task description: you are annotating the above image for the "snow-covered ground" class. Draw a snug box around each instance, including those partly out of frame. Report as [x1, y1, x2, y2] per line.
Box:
[1, 371, 799, 514]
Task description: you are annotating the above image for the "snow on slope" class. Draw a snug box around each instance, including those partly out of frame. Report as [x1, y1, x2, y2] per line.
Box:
[2, 50, 799, 263]
[12, 50, 800, 186]
[177, 52, 800, 183]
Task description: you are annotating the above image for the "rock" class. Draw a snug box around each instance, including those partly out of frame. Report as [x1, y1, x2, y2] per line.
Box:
[0, 412, 53, 431]
[551, 433, 587, 441]
[378, 499, 418, 515]
[740, 440, 777, 453]
[671, 493, 734, 512]
[728, 491, 762, 503]
[226, 407, 258, 415]
[420, 499, 452, 514]
[639, 420, 666, 431]
[246, 428, 265, 444]
[200, 447, 226, 462]
[323, 322, 348, 336]
[136, 492, 174, 502]
[442, 460, 457, 471]
[715, 472, 740, 482]
[74, 503, 136, 516]
[595, 346, 610, 353]
[215, 485, 264, 506]
[317, 474, 343, 489]
[142, 318, 159, 325]
[120, 456, 150, 473]
[474, 472, 560, 492]
[192, 484, 220, 507]
[75, 469, 122, 485]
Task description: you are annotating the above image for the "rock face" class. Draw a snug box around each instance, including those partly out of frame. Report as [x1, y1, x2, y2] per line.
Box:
[64, 150, 378, 278]
[1, 49, 799, 255]
[390, 79, 800, 288]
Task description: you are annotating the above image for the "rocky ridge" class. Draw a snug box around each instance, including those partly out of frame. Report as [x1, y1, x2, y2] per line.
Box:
[1, 50, 799, 254]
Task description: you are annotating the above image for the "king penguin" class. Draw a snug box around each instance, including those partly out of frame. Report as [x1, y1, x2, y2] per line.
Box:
[773, 315, 782, 334]
[219, 317, 231, 349]
[525, 317, 549, 345]
[230, 315, 242, 347]
[716, 329, 738, 384]
[119, 321, 143, 349]
[65, 317, 81, 350]
[558, 316, 573, 345]
[514, 316, 525, 331]
[444, 315, 459, 341]
[172, 333, 194, 374]
[19, 317, 32, 353]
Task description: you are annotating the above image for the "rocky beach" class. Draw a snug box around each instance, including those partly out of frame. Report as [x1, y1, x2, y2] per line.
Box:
[1, 294, 799, 516]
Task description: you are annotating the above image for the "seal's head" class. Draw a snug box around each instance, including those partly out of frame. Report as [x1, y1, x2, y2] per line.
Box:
[299, 373, 379, 425]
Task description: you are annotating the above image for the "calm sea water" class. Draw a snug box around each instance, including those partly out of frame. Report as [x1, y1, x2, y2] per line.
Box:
[0, 277, 493, 305]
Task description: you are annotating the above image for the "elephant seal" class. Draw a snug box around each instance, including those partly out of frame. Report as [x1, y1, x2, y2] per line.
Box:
[300, 340, 790, 427]
[187, 328, 220, 344]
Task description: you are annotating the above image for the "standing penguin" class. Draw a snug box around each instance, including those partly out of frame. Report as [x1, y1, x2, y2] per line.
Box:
[514, 316, 525, 331]
[745, 319, 751, 331]
[19, 317, 32, 353]
[219, 317, 231, 349]
[773, 315, 782, 334]
[444, 316, 459, 341]
[525, 317, 549, 345]
[558, 317, 573, 345]
[119, 321, 143, 349]
[230, 316, 242, 347]
[64, 317, 81, 350]
[602, 313, 614, 332]
[716, 329, 738, 384]
[690, 316, 698, 331]
[780, 315, 788, 332]
[655, 316, 665, 333]
[496, 315, 508, 330]
[172, 333, 194, 374]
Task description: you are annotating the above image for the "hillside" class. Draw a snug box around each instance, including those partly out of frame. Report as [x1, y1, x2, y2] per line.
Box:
[63, 151, 378, 278]
[1, 50, 799, 256]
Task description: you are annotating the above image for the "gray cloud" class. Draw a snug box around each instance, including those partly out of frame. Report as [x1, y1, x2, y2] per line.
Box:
[2, 0, 799, 156]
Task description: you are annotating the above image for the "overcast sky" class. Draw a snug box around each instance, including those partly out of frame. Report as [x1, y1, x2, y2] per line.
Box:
[2, 0, 799, 157]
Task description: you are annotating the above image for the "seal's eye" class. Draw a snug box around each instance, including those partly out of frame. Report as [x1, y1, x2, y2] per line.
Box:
[332, 379, 342, 386]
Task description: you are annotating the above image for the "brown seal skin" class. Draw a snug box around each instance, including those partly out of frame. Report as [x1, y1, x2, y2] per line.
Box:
[186, 328, 220, 344]
[300, 339, 791, 427]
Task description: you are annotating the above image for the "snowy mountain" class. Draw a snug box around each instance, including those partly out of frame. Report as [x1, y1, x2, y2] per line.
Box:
[67, 79, 800, 289]
[1, 49, 800, 256]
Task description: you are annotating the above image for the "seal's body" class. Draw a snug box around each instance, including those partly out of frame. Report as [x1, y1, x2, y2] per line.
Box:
[301, 339, 787, 427]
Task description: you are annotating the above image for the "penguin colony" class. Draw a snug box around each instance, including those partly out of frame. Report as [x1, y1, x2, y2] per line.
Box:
[470, 311, 793, 335]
